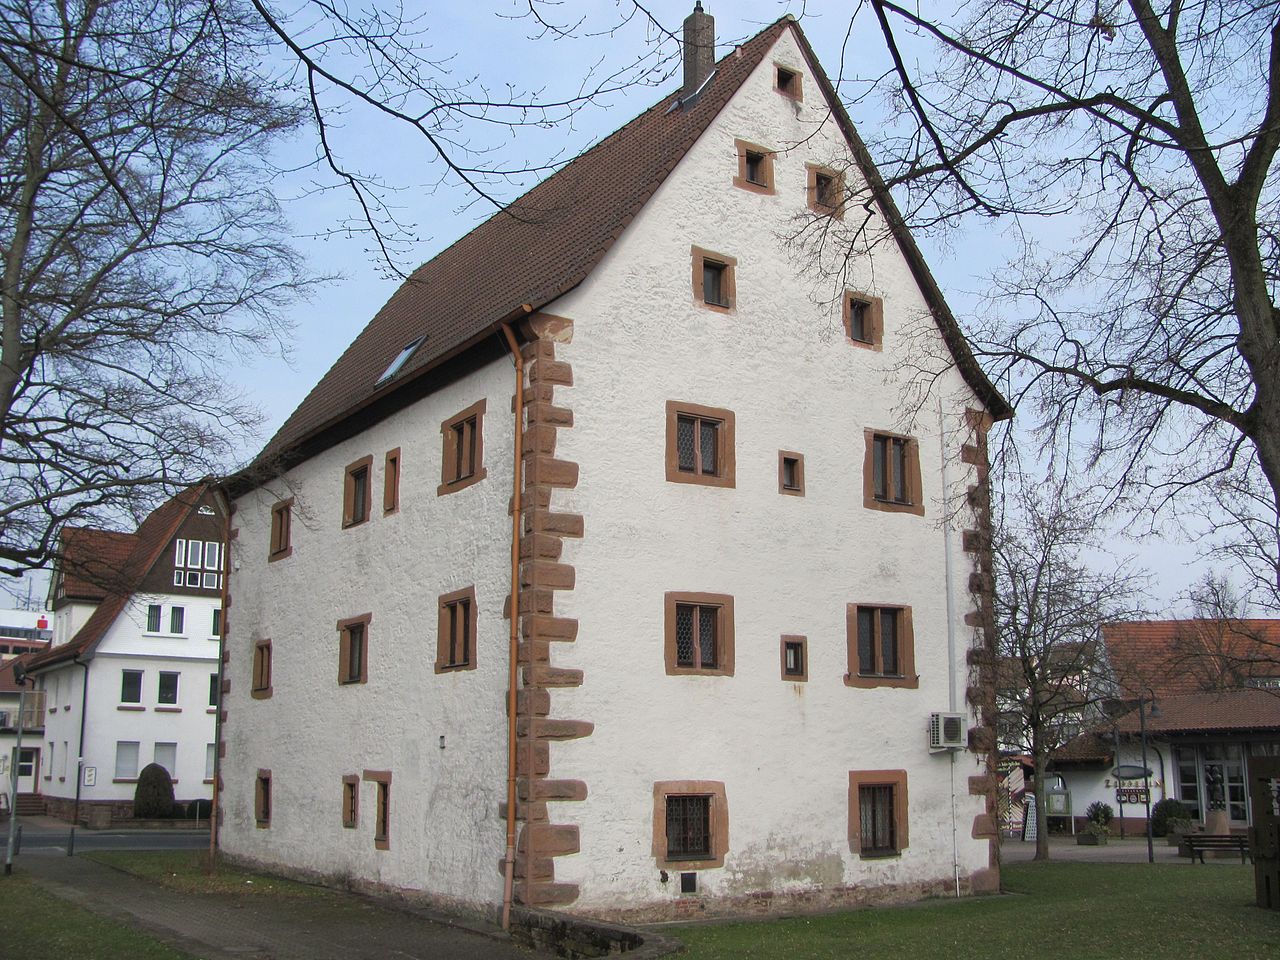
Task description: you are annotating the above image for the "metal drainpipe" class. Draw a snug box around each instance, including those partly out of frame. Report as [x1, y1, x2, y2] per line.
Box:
[499, 321, 525, 931]
[211, 486, 232, 858]
[938, 398, 960, 897]
[68, 655, 89, 855]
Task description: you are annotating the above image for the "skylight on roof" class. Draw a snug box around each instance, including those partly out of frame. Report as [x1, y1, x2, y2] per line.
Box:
[376, 336, 426, 386]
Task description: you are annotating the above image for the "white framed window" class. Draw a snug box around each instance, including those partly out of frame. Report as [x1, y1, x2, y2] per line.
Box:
[205, 743, 216, 780]
[186, 541, 202, 567]
[174, 539, 186, 565]
[202, 572, 219, 590]
[173, 571, 183, 587]
[154, 742, 177, 777]
[203, 541, 220, 571]
[146, 605, 162, 633]
[170, 607, 185, 635]
[115, 741, 140, 779]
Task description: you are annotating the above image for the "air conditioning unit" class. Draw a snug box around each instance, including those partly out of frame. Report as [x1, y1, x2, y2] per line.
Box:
[928, 712, 967, 751]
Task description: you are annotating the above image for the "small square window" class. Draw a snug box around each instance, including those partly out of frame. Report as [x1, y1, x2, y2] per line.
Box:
[745, 153, 765, 184]
[666, 402, 736, 489]
[251, 640, 272, 699]
[439, 400, 488, 495]
[732, 139, 775, 195]
[158, 671, 179, 705]
[436, 587, 477, 673]
[338, 616, 371, 685]
[863, 430, 923, 516]
[343, 457, 373, 527]
[691, 246, 737, 312]
[269, 499, 293, 560]
[775, 65, 802, 100]
[778, 451, 805, 496]
[170, 606, 185, 635]
[121, 670, 143, 704]
[255, 770, 272, 826]
[807, 164, 845, 217]
[843, 292, 883, 348]
[780, 636, 808, 681]
[342, 775, 359, 828]
[664, 592, 735, 676]
[845, 604, 917, 689]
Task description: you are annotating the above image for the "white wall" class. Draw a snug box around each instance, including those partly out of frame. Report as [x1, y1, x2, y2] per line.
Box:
[221, 357, 514, 910]
[1058, 742, 1170, 824]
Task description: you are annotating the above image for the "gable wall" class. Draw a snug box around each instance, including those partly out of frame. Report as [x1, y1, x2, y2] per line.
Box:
[533, 27, 994, 914]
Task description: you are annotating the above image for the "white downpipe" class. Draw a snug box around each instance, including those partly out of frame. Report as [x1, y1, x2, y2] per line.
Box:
[939, 397, 961, 897]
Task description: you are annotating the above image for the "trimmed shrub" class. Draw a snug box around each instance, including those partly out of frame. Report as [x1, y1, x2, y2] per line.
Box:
[1151, 798, 1191, 837]
[188, 798, 213, 820]
[169, 801, 187, 820]
[1085, 801, 1114, 826]
[133, 763, 175, 819]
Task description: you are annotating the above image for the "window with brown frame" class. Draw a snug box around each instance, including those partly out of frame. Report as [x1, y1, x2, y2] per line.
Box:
[691, 246, 737, 312]
[269, 499, 293, 560]
[652, 780, 728, 869]
[438, 400, 487, 495]
[663, 592, 734, 676]
[255, 769, 271, 827]
[337, 614, 371, 685]
[807, 164, 845, 217]
[665, 401, 735, 488]
[845, 604, 917, 689]
[436, 586, 477, 673]
[780, 635, 808, 681]
[842, 292, 884, 349]
[363, 770, 391, 850]
[863, 430, 924, 516]
[778, 451, 805, 496]
[251, 640, 272, 698]
[342, 456, 373, 528]
[848, 770, 908, 857]
[775, 64, 803, 100]
[342, 774, 359, 828]
[383, 448, 400, 514]
[732, 139, 775, 195]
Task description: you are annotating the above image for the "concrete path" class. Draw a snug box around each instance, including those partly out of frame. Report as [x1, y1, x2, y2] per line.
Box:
[1002, 834, 1229, 864]
[20, 851, 542, 959]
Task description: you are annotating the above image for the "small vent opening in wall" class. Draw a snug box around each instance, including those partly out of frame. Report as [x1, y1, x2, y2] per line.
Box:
[929, 712, 967, 750]
[680, 872, 698, 894]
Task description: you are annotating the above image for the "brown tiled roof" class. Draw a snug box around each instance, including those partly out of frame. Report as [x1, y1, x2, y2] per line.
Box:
[1051, 732, 1114, 765]
[1103, 619, 1280, 699]
[0, 653, 37, 694]
[56, 527, 139, 602]
[1112, 688, 1280, 735]
[27, 487, 212, 671]
[248, 17, 1010, 481]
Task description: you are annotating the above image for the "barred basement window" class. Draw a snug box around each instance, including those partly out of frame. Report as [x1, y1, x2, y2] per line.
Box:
[859, 784, 896, 856]
[665, 795, 711, 860]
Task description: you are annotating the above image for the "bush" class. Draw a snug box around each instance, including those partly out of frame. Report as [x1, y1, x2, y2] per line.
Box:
[1085, 801, 1114, 827]
[1151, 798, 1191, 837]
[133, 763, 175, 819]
[169, 802, 186, 820]
[188, 798, 213, 820]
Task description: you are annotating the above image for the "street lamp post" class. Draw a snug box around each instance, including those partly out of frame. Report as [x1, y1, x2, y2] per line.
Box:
[4, 663, 32, 876]
[1138, 692, 1154, 864]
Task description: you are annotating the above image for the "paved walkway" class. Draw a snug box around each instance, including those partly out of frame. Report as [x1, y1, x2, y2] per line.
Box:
[20, 851, 541, 959]
[1003, 834, 1215, 863]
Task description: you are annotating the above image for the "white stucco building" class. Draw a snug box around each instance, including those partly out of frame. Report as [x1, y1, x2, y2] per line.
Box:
[26, 487, 224, 822]
[218, 9, 1012, 921]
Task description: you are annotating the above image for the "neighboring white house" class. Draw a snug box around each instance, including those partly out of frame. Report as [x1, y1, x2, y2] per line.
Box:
[25, 486, 224, 822]
[218, 8, 1012, 922]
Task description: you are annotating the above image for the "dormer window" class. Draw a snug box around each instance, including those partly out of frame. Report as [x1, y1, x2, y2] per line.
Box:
[375, 336, 425, 386]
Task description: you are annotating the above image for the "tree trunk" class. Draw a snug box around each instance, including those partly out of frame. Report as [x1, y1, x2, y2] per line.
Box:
[1033, 741, 1050, 861]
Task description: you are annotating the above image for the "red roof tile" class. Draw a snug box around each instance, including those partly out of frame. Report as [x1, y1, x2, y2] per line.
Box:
[1112, 688, 1280, 735]
[0, 653, 38, 694]
[56, 527, 138, 602]
[1103, 619, 1280, 699]
[247, 17, 1009, 482]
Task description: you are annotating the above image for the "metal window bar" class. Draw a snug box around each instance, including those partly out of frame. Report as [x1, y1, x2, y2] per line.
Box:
[675, 604, 718, 669]
[860, 784, 895, 854]
[666, 795, 711, 859]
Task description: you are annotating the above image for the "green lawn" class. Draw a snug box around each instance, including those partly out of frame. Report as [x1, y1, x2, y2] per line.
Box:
[84, 849, 332, 898]
[673, 862, 1280, 960]
[2, 872, 189, 960]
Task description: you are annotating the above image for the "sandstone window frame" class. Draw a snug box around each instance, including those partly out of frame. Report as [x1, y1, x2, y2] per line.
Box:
[251, 639, 272, 699]
[255, 769, 272, 828]
[732, 138, 775, 195]
[843, 292, 884, 350]
[337, 613, 372, 686]
[652, 780, 729, 870]
[807, 163, 845, 219]
[780, 635, 808, 681]
[774, 63, 803, 101]
[438, 399, 487, 495]
[435, 586, 477, 674]
[363, 769, 391, 850]
[863, 430, 925, 517]
[691, 246, 737, 313]
[778, 450, 805, 496]
[383, 448, 401, 515]
[663, 591, 735, 677]
[665, 401, 736, 489]
[342, 455, 373, 528]
[269, 498, 293, 561]
[848, 769, 909, 858]
[845, 603, 918, 689]
[342, 774, 359, 829]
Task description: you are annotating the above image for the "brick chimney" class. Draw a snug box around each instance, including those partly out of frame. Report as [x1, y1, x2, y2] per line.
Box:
[682, 3, 715, 99]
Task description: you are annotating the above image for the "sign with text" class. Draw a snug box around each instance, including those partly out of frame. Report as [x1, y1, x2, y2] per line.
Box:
[83, 766, 96, 787]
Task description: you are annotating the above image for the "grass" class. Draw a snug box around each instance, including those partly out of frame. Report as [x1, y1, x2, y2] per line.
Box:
[2, 872, 190, 960]
[84, 849, 334, 898]
[672, 861, 1280, 960]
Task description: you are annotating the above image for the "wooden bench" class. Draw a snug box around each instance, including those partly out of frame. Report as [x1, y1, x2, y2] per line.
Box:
[1185, 834, 1251, 864]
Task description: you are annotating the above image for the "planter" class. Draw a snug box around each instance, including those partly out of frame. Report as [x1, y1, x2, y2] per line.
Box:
[1077, 833, 1108, 845]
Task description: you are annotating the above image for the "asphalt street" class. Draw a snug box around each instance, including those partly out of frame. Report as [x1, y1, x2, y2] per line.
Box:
[6, 818, 209, 854]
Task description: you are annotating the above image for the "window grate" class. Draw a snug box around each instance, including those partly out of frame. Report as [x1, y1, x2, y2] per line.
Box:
[860, 784, 895, 854]
[666, 795, 711, 859]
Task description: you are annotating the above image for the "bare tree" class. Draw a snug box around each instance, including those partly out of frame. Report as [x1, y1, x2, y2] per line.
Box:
[836, 0, 1280, 599]
[1157, 573, 1280, 689]
[993, 475, 1146, 859]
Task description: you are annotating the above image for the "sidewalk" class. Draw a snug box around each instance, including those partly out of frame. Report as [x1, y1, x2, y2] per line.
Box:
[20, 852, 542, 959]
[1002, 835, 1194, 863]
